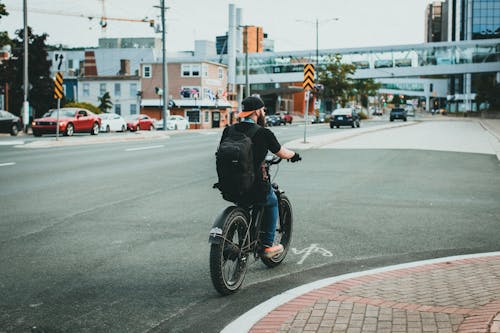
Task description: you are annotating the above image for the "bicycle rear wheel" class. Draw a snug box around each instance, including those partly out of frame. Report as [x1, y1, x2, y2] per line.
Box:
[210, 208, 249, 295]
[261, 194, 293, 268]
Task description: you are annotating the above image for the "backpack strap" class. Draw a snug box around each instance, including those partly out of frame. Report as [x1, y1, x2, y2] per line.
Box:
[237, 123, 260, 140]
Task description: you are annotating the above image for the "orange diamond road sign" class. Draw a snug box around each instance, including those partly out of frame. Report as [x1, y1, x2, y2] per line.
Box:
[54, 72, 64, 99]
[303, 64, 315, 91]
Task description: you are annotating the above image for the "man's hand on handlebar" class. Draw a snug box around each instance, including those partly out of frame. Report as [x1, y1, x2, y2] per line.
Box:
[288, 153, 302, 163]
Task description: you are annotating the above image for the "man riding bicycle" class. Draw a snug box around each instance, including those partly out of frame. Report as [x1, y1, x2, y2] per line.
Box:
[218, 96, 301, 258]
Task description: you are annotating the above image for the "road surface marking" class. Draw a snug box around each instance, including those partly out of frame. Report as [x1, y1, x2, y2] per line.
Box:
[0, 162, 16, 167]
[0, 140, 24, 145]
[125, 145, 164, 152]
[292, 244, 333, 264]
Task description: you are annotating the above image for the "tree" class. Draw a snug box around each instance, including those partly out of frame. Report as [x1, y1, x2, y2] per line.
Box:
[353, 79, 382, 108]
[0, 27, 56, 118]
[0, 1, 7, 19]
[98, 92, 113, 113]
[317, 54, 356, 109]
[475, 73, 500, 111]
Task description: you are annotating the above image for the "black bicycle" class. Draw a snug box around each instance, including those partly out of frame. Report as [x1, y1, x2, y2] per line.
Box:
[209, 156, 293, 295]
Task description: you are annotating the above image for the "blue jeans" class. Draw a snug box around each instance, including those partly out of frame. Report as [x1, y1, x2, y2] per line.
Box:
[260, 187, 278, 247]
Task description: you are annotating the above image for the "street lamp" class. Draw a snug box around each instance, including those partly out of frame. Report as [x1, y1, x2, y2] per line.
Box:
[296, 18, 339, 71]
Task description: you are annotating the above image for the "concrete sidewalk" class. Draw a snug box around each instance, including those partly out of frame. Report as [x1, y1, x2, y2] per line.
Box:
[225, 253, 500, 333]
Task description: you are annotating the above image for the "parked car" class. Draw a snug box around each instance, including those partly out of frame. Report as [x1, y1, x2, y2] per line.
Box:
[265, 114, 284, 126]
[0, 110, 22, 136]
[277, 112, 293, 125]
[329, 108, 360, 128]
[166, 115, 189, 130]
[99, 113, 127, 132]
[125, 114, 155, 131]
[32, 108, 101, 137]
[153, 118, 163, 130]
[390, 108, 407, 122]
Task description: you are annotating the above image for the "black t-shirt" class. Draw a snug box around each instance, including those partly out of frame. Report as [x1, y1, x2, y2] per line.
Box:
[220, 122, 281, 200]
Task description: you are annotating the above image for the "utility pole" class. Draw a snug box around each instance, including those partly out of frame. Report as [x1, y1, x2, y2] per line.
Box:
[23, 0, 29, 132]
[156, 0, 169, 130]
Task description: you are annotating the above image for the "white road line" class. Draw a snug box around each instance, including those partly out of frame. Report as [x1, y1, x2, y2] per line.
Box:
[125, 145, 164, 152]
[0, 141, 24, 145]
[0, 162, 16, 167]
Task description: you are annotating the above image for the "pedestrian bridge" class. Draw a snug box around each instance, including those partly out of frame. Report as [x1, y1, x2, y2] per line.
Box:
[235, 39, 500, 85]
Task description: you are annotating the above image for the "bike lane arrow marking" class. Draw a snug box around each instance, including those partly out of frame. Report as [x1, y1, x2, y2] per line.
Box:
[292, 243, 333, 264]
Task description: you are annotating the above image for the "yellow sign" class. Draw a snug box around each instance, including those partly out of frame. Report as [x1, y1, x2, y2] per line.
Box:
[303, 64, 315, 91]
[54, 72, 64, 99]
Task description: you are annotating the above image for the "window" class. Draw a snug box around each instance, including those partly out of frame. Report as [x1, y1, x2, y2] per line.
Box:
[83, 83, 90, 97]
[115, 104, 121, 115]
[114, 83, 121, 97]
[181, 64, 201, 77]
[99, 83, 106, 96]
[191, 64, 200, 76]
[142, 65, 152, 78]
[218, 67, 224, 80]
[68, 59, 74, 69]
[130, 83, 137, 97]
[186, 109, 200, 123]
[130, 104, 137, 114]
[204, 111, 209, 123]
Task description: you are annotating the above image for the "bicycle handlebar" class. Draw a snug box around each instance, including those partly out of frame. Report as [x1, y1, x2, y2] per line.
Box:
[265, 155, 282, 165]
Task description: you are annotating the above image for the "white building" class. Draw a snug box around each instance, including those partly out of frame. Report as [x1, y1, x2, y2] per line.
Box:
[78, 75, 141, 117]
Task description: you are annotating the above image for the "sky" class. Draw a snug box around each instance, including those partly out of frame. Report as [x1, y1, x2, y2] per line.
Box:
[1, 0, 435, 52]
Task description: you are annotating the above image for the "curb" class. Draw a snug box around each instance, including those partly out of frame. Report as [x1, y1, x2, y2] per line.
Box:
[284, 121, 419, 150]
[222, 252, 500, 333]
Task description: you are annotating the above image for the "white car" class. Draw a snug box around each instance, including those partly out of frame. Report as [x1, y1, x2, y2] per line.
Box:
[166, 115, 189, 130]
[99, 113, 127, 132]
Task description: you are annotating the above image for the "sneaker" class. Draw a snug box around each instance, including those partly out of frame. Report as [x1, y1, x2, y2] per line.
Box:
[262, 244, 284, 259]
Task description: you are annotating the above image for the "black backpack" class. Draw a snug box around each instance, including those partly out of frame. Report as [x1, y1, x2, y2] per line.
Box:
[214, 124, 260, 203]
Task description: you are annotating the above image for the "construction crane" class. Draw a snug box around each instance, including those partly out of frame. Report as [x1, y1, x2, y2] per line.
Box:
[9, 6, 155, 29]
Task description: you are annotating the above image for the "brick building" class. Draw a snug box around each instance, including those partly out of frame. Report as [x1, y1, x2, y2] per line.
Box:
[140, 60, 233, 129]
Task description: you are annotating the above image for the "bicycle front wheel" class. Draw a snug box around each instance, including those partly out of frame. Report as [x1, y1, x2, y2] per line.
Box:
[261, 194, 293, 268]
[210, 208, 249, 295]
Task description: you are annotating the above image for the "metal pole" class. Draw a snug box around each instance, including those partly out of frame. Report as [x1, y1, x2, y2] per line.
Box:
[161, 0, 168, 130]
[316, 19, 319, 70]
[304, 91, 309, 143]
[56, 98, 60, 140]
[23, 0, 29, 132]
[245, 28, 249, 98]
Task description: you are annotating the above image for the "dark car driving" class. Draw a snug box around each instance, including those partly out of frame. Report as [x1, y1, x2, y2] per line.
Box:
[265, 114, 285, 126]
[0, 110, 22, 136]
[390, 108, 407, 122]
[329, 108, 360, 128]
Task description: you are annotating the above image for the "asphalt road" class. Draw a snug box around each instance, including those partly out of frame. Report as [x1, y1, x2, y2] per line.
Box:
[0, 121, 499, 333]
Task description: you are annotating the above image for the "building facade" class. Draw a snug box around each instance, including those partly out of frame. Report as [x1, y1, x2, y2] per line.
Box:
[140, 60, 232, 128]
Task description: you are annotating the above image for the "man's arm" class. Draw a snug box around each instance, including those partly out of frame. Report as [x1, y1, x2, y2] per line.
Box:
[275, 147, 295, 159]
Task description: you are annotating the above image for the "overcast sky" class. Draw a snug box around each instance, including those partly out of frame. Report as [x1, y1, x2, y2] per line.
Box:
[2, 0, 435, 52]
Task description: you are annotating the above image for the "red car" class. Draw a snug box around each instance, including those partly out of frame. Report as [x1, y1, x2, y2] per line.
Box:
[125, 114, 155, 131]
[277, 112, 293, 125]
[32, 108, 101, 137]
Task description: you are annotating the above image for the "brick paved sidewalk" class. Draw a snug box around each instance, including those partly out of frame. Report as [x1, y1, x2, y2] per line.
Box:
[249, 255, 500, 333]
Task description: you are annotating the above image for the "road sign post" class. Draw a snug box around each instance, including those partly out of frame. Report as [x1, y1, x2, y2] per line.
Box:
[303, 64, 315, 143]
[54, 72, 64, 140]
